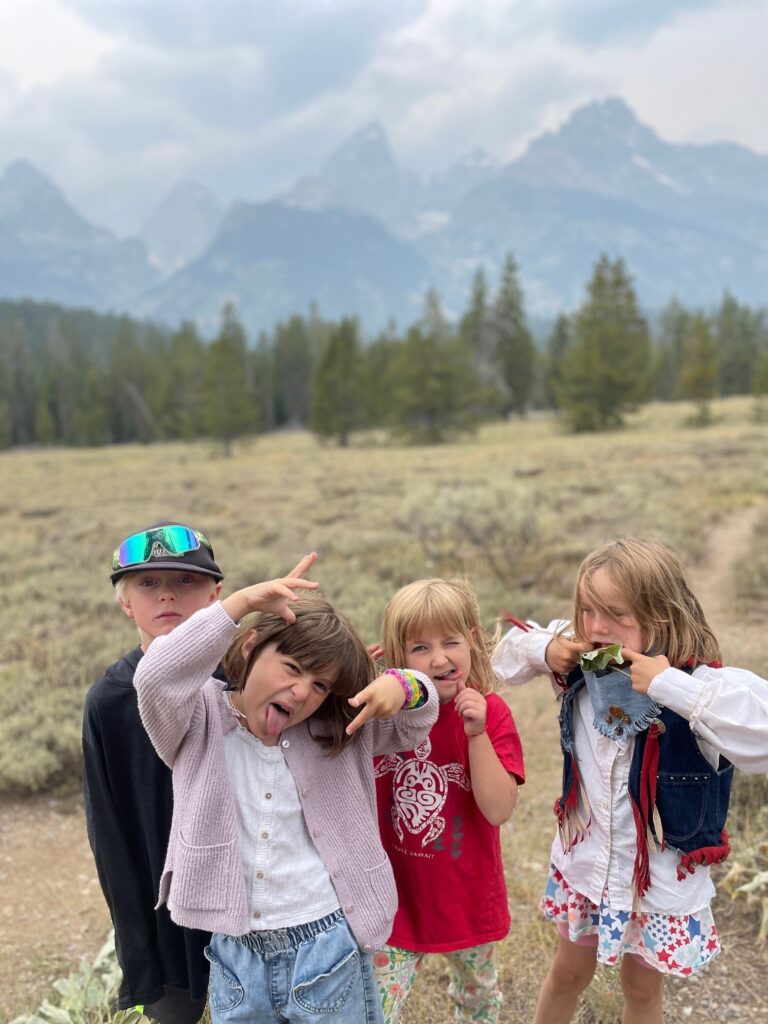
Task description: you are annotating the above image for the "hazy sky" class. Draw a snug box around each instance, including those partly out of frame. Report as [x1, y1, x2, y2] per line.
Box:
[0, 0, 765, 234]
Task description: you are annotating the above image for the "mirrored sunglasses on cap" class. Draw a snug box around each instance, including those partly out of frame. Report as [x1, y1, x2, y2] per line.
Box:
[112, 524, 214, 571]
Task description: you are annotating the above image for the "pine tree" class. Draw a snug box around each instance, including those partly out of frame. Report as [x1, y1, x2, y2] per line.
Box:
[360, 323, 400, 429]
[714, 291, 762, 396]
[204, 302, 255, 455]
[273, 316, 313, 427]
[679, 313, 719, 425]
[164, 322, 207, 440]
[308, 318, 365, 446]
[389, 292, 481, 444]
[488, 253, 536, 417]
[72, 365, 111, 445]
[751, 343, 768, 422]
[653, 297, 690, 401]
[556, 255, 651, 432]
[252, 330, 276, 433]
[542, 314, 570, 410]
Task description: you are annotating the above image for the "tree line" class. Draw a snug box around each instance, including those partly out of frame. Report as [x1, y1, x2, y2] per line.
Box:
[1, 253, 767, 451]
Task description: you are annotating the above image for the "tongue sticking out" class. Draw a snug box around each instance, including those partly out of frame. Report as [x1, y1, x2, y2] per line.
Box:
[265, 703, 289, 737]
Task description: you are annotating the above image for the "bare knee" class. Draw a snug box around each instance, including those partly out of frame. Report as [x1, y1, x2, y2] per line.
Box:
[549, 942, 597, 994]
[620, 956, 663, 1008]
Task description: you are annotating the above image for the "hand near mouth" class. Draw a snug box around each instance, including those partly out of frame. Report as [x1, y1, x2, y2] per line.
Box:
[454, 680, 487, 736]
[619, 648, 671, 694]
[545, 634, 592, 675]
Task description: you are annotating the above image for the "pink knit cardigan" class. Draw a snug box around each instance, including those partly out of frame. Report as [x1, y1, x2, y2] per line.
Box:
[134, 602, 438, 951]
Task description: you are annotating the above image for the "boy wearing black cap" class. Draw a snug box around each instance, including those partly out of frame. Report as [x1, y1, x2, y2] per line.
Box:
[82, 523, 225, 1024]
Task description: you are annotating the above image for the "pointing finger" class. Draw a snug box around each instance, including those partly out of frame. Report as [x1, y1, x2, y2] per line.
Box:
[286, 552, 318, 579]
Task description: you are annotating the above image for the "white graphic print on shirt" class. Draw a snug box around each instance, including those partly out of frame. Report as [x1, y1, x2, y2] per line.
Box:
[375, 736, 470, 846]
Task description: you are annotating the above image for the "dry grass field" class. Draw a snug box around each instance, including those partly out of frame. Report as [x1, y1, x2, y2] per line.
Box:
[1, 396, 766, 1022]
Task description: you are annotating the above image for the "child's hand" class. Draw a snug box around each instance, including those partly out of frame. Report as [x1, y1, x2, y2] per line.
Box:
[346, 672, 404, 735]
[222, 553, 319, 624]
[545, 635, 591, 675]
[454, 680, 487, 736]
[621, 647, 671, 694]
[367, 642, 385, 663]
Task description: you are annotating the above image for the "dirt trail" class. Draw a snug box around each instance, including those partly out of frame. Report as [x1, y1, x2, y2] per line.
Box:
[688, 504, 765, 663]
[0, 795, 111, 1022]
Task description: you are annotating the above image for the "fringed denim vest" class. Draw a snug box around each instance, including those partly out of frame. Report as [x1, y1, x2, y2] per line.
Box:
[557, 667, 734, 899]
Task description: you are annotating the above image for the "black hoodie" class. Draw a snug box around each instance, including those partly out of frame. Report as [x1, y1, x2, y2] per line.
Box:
[82, 647, 215, 1009]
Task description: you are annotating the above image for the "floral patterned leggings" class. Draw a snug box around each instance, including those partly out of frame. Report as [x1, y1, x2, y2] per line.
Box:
[373, 942, 502, 1023]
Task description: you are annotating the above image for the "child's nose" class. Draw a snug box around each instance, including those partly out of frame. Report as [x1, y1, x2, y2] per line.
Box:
[592, 614, 610, 634]
[291, 678, 312, 701]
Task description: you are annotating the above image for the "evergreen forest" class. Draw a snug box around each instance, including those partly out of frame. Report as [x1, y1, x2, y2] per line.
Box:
[2, 253, 767, 451]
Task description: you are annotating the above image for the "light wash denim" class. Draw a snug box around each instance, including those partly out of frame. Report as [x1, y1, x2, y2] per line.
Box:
[205, 909, 384, 1023]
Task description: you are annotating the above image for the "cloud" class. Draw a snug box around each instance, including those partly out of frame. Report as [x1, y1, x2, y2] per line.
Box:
[0, 0, 114, 89]
[0, 0, 765, 234]
[551, 0, 723, 47]
[617, 0, 768, 151]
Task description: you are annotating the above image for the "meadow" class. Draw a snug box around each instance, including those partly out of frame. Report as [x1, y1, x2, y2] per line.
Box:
[1, 396, 766, 1022]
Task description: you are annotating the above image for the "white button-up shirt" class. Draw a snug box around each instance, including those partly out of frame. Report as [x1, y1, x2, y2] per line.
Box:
[223, 719, 340, 929]
[493, 621, 768, 914]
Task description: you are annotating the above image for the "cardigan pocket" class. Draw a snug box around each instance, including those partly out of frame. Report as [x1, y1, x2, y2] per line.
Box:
[655, 771, 708, 844]
[359, 857, 397, 931]
[173, 832, 239, 912]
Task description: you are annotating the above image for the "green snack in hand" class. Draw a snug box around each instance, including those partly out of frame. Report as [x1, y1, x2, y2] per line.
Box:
[579, 642, 625, 672]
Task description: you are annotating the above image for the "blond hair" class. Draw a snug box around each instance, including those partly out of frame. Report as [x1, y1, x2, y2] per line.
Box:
[381, 578, 498, 694]
[573, 537, 721, 667]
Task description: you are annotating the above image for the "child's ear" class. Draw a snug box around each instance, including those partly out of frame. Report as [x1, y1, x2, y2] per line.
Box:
[211, 581, 223, 603]
[241, 629, 258, 659]
[118, 594, 135, 621]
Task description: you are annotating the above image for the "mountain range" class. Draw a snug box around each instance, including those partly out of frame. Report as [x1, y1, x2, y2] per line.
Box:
[1, 97, 767, 337]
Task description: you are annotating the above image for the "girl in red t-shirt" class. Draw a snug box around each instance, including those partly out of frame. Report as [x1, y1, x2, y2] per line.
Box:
[372, 578, 525, 1024]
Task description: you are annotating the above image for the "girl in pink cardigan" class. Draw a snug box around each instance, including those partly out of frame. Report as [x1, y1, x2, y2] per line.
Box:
[134, 554, 438, 1024]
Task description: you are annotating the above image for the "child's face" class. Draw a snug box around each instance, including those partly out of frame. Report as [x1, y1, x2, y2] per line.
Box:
[233, 642, 334, 745]
[119, 570, 220, 650]
[578, 567, 644, 652]
[404, 628, 473, 704]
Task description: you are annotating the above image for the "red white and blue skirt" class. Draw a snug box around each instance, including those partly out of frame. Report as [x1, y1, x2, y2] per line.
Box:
[541, 864, 720, 976]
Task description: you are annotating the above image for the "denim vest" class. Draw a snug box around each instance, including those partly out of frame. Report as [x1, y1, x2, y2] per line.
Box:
[557, 668, 734, 894]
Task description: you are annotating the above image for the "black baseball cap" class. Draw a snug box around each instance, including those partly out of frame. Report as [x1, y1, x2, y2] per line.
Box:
[110, 521, 224, 584]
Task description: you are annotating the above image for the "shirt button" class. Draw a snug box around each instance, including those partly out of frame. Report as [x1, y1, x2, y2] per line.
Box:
[281, 739, 290, 748]
[313, 829, 321, 838]
[253, 911, 261, 919]
[261, 832, 268, 839]
[362, 944, 371, 951]
[345, 905, 354, 914]
[301, 788, 309, 797]
[265, 792, 273, 800]
[256, 871, 264, 879]
[333, 869, 341, 878]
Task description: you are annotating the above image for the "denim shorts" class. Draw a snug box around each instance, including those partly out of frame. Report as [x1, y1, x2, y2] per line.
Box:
[205, 909, 383, 1023]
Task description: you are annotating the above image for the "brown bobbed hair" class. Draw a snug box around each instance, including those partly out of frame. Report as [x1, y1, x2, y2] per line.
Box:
[381, 578, 498, 695]
[222, 593, 375, 754]
[572, 537, 721, 668]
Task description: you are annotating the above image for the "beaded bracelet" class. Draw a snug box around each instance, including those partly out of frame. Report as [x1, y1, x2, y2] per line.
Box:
[385, 668, 427, 709]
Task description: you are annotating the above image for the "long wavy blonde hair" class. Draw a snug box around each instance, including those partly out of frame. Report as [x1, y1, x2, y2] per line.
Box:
[381, 578, 499, 694]
[573, 537, 721, 667]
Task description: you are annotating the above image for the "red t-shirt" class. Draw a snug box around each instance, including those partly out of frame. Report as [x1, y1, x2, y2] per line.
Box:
[375, 692, 525, 952]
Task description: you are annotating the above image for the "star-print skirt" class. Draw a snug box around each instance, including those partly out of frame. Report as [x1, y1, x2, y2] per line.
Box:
[540, 864, 720, 976]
